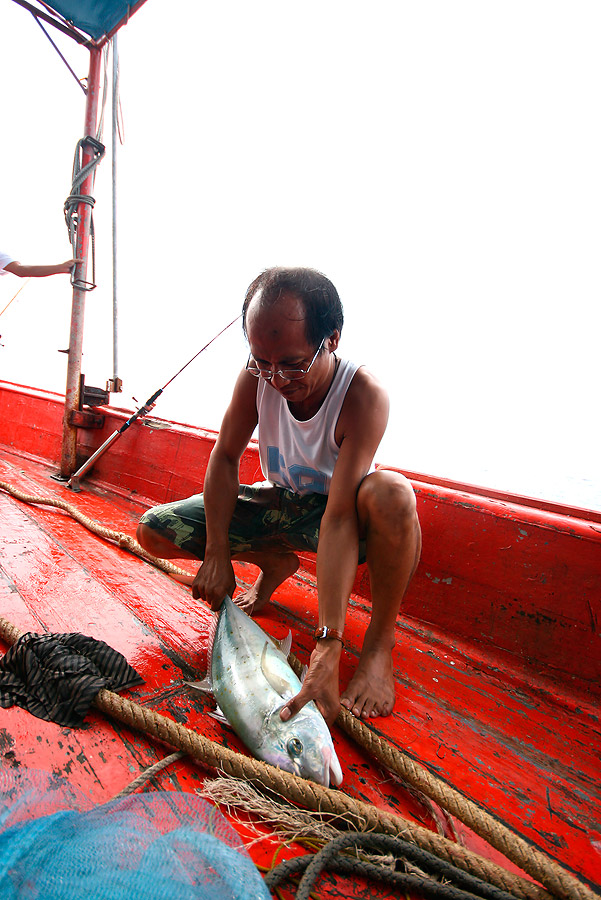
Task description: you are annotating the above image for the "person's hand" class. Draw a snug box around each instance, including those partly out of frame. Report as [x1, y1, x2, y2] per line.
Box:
[280, 640, 342, 726]
[191, 550, 236, 611]
[60, 258, 82, 273]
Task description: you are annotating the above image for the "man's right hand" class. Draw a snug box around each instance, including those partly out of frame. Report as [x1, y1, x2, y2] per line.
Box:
[279, 640, 342, 726]
[192, 551, 236, 610]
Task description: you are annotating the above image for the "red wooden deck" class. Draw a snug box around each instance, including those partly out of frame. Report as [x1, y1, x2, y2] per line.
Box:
[1, 381, 600, 896]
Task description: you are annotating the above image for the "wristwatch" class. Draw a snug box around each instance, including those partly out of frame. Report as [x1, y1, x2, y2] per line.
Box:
[314, 626, 344, 647]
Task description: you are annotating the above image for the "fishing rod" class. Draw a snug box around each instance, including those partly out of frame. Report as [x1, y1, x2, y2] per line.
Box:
[67, 313, 242, 491]
[0, 278, 31, 319]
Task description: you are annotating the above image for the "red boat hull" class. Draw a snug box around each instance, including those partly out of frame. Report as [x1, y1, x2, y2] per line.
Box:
[1, 380, 600, 895]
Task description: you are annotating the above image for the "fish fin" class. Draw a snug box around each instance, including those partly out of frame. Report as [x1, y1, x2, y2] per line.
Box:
[330, 750, 344, 787]
[206, 600, 225, 679]
[187, 682, 229, 726]
[208, 705, 229, 726]
[261, 642, 296, 698]
[277, 630, 292, 659]
[300, 665, 308, 683]
[185, 678, 213, 696]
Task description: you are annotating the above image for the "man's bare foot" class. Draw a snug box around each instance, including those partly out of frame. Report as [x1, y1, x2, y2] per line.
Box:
[341, 645, 396, 719]
[234, 552, 299, 614]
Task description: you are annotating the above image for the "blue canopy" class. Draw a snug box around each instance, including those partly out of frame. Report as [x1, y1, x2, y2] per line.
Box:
[38, 1, 147, 41]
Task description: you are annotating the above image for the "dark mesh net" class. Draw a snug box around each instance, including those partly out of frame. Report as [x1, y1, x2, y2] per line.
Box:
[0, 769, 270, 900]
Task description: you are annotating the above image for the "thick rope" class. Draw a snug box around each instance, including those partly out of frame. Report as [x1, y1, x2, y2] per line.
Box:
[80, 693, 564, 900]
[0, 480, 192, 581]
[0, 614, 553, 900]
[0, 481, 598, 900]
[286, 655, 598, 900]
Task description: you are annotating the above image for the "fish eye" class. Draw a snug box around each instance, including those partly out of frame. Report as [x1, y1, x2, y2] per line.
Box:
[287, 737, 303, 758]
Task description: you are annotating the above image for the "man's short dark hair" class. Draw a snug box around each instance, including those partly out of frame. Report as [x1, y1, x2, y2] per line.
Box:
[242, 267, 344, 348]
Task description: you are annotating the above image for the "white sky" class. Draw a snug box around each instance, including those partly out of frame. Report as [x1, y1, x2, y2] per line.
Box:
[0, 1, 599, 509]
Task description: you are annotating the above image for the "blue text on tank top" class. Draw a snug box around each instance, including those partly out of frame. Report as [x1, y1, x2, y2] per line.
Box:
[267, 446, 327, 494]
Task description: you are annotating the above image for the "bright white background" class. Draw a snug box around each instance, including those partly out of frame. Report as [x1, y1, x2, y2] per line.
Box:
[1, 1, 599, 509]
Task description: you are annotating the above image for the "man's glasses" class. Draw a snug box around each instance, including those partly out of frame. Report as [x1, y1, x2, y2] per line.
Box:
[246, 338, 325, 382]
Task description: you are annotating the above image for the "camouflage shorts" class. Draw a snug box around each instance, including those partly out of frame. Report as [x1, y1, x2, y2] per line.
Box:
[139, 483, 323, 558]
[140, 483, 367, 563]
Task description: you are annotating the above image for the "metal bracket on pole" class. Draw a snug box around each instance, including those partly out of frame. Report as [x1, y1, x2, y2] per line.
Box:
[67, 388, 163, 491]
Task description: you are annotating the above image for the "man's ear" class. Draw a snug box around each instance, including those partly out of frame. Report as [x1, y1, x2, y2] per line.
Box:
[326, 330, 340, 353]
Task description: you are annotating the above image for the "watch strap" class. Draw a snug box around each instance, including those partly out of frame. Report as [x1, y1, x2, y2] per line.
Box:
[314, 626, 344, 647]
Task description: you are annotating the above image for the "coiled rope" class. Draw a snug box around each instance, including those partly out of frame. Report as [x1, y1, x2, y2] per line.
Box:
[64, 136, 106, 291]
[266, 832, 526, 900]
[0, 479, 598, 900]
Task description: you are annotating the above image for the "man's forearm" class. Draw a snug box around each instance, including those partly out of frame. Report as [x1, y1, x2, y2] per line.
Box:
[202, 452, 240, 552]
[280, 516, 359, 726]
[315, 515, 360, 633]
[191, 451, 240, 606]
[5, 260, 75, 277]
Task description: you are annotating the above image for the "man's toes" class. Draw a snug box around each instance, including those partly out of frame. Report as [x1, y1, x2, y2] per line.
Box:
[341, 686, 368, 719]
[352, 697, 370, 718]
[361, 701, 378, 719]
[341, 690, 360, 712]
[342, 678, 395, 720]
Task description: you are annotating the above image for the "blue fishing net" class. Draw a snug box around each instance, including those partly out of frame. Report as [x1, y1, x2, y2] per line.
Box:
[0, 769, 271, 900]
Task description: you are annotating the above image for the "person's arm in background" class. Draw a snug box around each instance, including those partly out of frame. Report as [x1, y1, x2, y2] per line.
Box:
[4, 259, 80, 277]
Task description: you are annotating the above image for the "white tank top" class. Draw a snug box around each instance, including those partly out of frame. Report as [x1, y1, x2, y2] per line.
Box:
[256, 357, 361, 496]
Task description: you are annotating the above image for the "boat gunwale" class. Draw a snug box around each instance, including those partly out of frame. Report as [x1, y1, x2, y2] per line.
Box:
[2, 379, 599, 528]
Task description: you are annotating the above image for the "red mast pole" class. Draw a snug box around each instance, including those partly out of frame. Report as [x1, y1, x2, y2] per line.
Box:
[60, 44, 103, 477]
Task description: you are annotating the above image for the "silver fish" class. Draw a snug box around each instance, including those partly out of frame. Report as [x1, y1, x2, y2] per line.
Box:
[188, 596, 343, 788]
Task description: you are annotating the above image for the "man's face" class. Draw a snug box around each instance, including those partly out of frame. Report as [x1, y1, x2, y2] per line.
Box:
[246, 291, 333, 404]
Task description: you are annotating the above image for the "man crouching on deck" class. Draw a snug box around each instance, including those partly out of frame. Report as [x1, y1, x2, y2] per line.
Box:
[137, 267, 421, 725]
